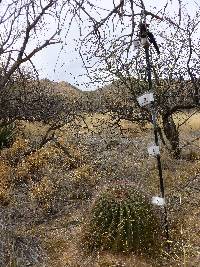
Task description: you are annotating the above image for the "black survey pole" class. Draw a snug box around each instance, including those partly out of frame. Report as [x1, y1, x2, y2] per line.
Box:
[144, 38, 170, 251]
[144, 46, 165, 198]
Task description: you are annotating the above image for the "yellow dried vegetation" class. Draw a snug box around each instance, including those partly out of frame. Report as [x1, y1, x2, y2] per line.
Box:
[29, 175, 58, 212]
[0, 160, 12, 206]
[15, 150, 48, 184]
[15, 144, 79, 184]
[174, 112, 200, 132]
[72, 164, 98, 186]
[2, 137, 29, 163]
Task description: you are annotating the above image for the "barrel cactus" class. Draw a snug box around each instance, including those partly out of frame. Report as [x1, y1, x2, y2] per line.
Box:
[82, 184, 162, 257]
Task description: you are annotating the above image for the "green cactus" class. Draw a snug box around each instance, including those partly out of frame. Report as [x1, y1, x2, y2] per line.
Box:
[83, 184, 162, 257]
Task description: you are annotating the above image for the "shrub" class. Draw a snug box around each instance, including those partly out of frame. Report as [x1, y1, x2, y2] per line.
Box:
[29, 176, 58, 214]
[0, 187, 10, 206]
[187, 150, 200, 161]
[0, 123, 15, 149]
[0, 161, 12, 206]
[68, 164, 98, 200]
[15, 145, 74, 184]
[82, 184, 162, 257]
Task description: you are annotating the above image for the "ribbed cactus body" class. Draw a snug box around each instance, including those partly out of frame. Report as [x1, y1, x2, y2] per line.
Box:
[83, 185, 162, 256]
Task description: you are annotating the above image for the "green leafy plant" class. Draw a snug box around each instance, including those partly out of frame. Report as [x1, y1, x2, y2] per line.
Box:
[0, 123, 15, 149]
[82, 184, 162, 257]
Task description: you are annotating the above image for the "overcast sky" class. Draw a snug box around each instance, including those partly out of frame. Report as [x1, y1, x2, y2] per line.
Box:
[32, 0, 199, 90]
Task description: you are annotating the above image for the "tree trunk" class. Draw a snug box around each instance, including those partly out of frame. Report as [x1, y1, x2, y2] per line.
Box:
[162, 113, 181, 159]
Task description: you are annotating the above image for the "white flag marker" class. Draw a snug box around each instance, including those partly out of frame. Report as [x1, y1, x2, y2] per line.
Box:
[152, 196, 165, 206]
[137, 92, 154, 107]
[148, 145, 160, 156]
[141, 37, 148, 46]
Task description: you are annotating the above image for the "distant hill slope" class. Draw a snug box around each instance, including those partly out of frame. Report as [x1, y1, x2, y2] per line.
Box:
[52, 81, 83, 98]
[80, 82, 135, 114]
[41, 78, 197, 117]
[40, 79, 84, 100]
[39, 79, 134, 109]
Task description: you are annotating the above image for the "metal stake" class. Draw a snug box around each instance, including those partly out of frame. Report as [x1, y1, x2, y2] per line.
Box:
[144, 45, 170, 251]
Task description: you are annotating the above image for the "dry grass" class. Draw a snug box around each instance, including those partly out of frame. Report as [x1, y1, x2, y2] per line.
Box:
[174, 112, 200, 132]
[1, 116, 200, 267]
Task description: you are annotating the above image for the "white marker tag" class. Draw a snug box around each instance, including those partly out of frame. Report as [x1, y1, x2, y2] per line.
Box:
[133, 39, 140, 50]
[152, 196, 165, 206]
[148, 145, 160, 156]
[141, 37, 148, 46]
[137, 92, 154, 107]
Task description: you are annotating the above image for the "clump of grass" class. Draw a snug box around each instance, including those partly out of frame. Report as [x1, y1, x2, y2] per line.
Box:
[29, 175, 60, 215]
[0, 187, 10, 206]
[95, 252, 153, 267]
[185, 150, 200, 161]
[0, 161, 12, 206]
[82, 184, 162, 258]
[175, 112, 200, 132]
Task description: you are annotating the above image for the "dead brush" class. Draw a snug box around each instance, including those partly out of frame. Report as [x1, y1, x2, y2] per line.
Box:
[66, 164, 98, 200]
[0, 160, 12, 206]
[29, 176, 60, 215]
[15, 145, 78, 184]
[2, 137, 29, 165]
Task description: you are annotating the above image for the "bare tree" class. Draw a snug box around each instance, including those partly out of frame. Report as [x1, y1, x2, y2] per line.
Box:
[77, 0, 200, 158]
[0, 0, 77, 86]
[0, 0, 90, 156]
[0, 2, 87, 265]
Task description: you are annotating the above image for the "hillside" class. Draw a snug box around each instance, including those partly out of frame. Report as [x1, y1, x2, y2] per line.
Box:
[0, 80, 200, 267]
[39, 79, 84, 98]
[1, 0, 200, 265]
[0, 79, 199, 267]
